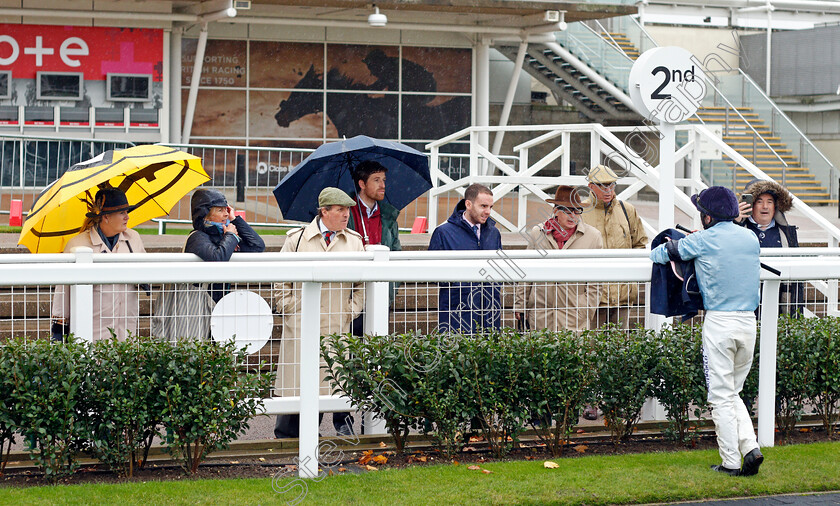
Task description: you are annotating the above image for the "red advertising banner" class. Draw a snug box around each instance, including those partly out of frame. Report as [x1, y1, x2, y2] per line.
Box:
[0, 24, 162, 81]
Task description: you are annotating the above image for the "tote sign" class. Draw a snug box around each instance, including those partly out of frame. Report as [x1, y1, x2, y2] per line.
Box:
[629, 47, 707, 124]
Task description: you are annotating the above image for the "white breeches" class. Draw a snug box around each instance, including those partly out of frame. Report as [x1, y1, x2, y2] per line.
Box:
[702, 310, 760, 469]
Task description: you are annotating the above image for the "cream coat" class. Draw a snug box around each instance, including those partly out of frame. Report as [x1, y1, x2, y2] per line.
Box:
[580, 199, 648, 306]
[514, 221, 604, 331]
[52, 227, 146, 341]
[273, 217, 365, 395]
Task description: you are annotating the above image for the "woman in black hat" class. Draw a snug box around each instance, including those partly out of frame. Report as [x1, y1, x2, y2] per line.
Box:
[51, 187, 147, 342]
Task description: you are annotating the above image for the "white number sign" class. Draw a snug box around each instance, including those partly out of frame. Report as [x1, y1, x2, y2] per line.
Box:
[628, 46, 707, 124]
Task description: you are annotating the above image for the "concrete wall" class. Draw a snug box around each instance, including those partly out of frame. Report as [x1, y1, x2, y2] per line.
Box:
[644, 25, 761, 74]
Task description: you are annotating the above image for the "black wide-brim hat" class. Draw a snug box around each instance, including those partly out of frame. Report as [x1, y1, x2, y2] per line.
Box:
[93, 187, 137, 216]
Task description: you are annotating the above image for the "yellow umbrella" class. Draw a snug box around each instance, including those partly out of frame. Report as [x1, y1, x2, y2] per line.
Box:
[19, 144, 210, 253]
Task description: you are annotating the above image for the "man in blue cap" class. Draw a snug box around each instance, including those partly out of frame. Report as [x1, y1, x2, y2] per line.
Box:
[650, 186, 764, 477]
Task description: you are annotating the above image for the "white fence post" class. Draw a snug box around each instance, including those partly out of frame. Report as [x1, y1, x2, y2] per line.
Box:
[298, 281, 322, 478]
[362, 245, 391, 435]
[69, 246, 94, 342]
[757, 279, 781, 448]
[429, 145, 439, 230]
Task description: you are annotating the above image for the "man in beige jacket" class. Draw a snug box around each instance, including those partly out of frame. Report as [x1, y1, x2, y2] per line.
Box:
[273, 187, 365, 439]
[580, 165, 648, 329]
[515, 185, 603, 331]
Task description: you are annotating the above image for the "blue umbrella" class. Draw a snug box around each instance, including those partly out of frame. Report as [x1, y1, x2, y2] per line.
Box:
[273, 135, 431, 222]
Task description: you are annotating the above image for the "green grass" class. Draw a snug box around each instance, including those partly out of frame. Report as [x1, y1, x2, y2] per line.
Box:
[3, 441, 839, 505]
[0, 226, 21, 234]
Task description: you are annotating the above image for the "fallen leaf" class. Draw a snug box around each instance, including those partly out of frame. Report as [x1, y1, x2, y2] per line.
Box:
[418, 456, 428, 463]
[800, 428, 811, 433]
[452, 460, 459, 466]
[372, 455, 388, 465]
[338, 467, 347, 472]
[379, 441, 387, 448]
[576, 429, 585, 434]
[328, 469, 334, 476]
[544, 461, 560, 469]
[467, 465, 481, 470]
[364, 465, 378, 471]
[469, 436, 485, 443]
[230, 460, 240, 464]
[258, 457, 266, 462]
[358, 450, 374, 465]
[463, 446, 477, 452]
[482, 469, 492, 474]
[525, 456, 535, 461]
[573, 445, 588, 454]
[384, 451, 395, 456]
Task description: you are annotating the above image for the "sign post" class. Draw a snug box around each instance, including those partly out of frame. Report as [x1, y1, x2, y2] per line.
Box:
[629, 47, 707, 231]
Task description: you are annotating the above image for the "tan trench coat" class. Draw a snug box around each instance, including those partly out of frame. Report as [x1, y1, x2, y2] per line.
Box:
[52, 227, 146, 341]
[273, 218, 365, 396]
[580, 199, 648, 306]
[514, 222, 604, 331]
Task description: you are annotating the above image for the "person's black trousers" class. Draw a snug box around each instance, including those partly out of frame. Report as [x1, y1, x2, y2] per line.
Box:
[274, 412, 354, 439]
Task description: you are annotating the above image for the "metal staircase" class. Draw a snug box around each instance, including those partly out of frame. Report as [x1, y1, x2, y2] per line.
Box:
[685, 108, 831, 203]
[596, 26, 834, 205]
[495, 16, 838, 205]
[495, 44, 638, 122]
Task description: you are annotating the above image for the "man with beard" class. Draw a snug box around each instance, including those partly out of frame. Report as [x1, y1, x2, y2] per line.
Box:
[428, 183, 502, 334]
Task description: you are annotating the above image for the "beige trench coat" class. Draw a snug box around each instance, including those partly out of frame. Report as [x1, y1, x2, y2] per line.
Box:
[580, 199, 648, 306]
[52, 227, 146, 341]
[273, 218, 365, 396]
[514, 222, 604, 331]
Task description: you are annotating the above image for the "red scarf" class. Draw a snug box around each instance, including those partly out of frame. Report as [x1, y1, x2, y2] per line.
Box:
[543, 218, 576, 249]
[350, 200, 382, 246]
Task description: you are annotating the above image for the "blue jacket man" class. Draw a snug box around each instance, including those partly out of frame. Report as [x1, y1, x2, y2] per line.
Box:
[650, 186, 764, 477]
[429, 183, 502, 334]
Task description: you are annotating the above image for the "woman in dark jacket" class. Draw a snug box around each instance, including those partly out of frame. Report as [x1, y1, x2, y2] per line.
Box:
[737, 179, 803, 315]
[185, 188, 265, 302]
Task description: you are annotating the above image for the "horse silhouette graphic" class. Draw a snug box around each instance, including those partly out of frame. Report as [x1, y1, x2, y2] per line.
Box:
[275, 50, 470, 141]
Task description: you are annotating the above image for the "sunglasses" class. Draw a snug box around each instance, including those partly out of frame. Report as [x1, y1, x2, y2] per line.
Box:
[554, 205, 583, 215]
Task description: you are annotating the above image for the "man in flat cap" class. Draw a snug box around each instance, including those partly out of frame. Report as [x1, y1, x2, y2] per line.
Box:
[273, 187, 364, 439]
[581, 164, 648, 330]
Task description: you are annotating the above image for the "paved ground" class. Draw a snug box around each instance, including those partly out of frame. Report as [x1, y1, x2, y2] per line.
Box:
[660, 492, 840, 505]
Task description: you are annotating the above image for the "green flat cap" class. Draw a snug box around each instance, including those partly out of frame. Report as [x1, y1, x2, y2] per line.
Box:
[318, 187, 356, 207]
[586, 164, 619, 184]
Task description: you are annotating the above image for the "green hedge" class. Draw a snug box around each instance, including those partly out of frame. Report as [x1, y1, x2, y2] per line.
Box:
[0, 336, 272, 481]
[324, 317, 840, 457]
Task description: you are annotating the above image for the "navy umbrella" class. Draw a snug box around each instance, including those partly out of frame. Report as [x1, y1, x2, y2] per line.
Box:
[273, 135, 432, 222]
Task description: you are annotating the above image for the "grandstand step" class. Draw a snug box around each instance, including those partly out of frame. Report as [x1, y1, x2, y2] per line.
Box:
[723, 136, 781, 142]
[732, 147, 793, 154]
[801, 198, 837, 205]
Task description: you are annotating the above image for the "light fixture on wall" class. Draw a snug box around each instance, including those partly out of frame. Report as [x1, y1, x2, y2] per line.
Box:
[368, 5, 387, 27]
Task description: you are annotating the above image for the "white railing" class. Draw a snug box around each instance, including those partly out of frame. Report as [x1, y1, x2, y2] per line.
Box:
[426, 124, 840, 247]
[2, 247, 840, 477]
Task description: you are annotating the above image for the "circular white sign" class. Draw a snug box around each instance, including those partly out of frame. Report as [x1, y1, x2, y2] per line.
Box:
[210, 290, 273, 355]
[628, 46, 707, 124]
